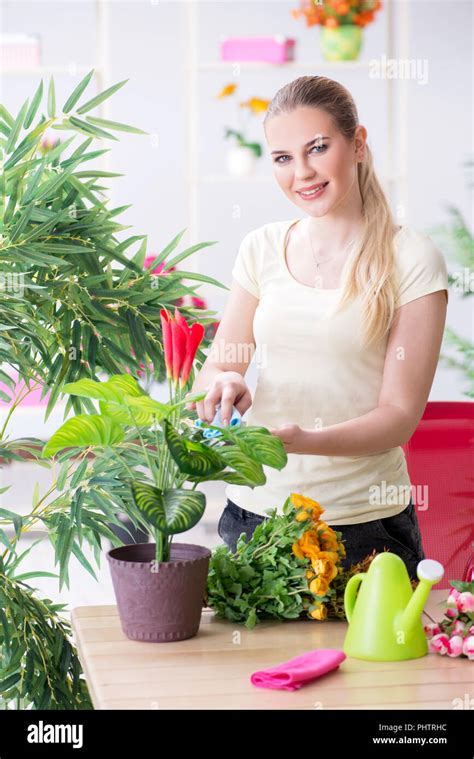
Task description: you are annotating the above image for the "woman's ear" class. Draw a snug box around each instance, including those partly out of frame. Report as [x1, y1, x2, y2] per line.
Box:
[354, 125, 368, 162]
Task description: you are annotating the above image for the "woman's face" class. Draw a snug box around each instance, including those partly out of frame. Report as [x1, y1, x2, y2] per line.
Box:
[265, 106, 366, 216]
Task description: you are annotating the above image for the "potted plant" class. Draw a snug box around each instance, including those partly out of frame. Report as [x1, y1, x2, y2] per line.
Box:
[216, 83, 269, 176]
[41, 308, 288, 642]
[291, 0, 382, 62]
[0, 69, 224, 705]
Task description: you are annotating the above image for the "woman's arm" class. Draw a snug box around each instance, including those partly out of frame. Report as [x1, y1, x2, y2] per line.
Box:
[186, 279, 258, 421]
[271, 290, 448, 455]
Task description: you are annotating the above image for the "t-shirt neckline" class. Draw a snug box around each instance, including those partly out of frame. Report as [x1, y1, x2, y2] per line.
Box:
[280, 218, 405, 292]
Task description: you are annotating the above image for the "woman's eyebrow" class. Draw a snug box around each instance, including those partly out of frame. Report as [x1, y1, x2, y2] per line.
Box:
[270, 136, 331, 156]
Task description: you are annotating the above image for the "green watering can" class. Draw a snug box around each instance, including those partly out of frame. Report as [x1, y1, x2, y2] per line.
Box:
[343, 553, 444, 661]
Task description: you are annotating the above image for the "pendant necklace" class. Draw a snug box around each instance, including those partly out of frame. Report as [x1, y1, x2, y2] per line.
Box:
[308, 223, 359, 289]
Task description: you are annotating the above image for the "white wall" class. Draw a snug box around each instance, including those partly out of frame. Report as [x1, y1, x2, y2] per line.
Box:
[1, 0, 472, 399]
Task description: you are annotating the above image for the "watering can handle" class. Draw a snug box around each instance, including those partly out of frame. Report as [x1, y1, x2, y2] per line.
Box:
[344, 572, 365, 623]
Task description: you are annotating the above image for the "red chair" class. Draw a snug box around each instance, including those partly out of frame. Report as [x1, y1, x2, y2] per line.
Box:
[402, 402, 474, 589]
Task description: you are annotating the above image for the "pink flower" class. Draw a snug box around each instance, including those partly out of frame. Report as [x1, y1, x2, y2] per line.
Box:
[424, 624, 441, 638]
[428, 633, 450, 655]
[445, 607, 458, 619]
[457, 592, 474, 613]
[452, 619, 468, 636]
[469, 625, 474, 635]
[447, 588, 461, 605]
[462, 636, 474, 660]
[144, 256, 177, 276]
[447, 635, 464, 657]
[190, 296, 207, 310]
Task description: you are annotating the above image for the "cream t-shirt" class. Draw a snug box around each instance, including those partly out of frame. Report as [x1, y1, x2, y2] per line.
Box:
[224, 218, 449, 525]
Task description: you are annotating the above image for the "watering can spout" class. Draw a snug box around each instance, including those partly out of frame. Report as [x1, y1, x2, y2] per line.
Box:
[397, 559, 444, 642]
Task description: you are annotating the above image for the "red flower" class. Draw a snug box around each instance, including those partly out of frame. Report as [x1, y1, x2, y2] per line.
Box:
[159, 308, 205, 388]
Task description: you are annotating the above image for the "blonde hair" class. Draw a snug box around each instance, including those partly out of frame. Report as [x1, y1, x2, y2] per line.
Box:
[263, 75, 399, 347]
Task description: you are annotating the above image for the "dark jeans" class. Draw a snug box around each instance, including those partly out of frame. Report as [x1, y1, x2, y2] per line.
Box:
[217, 498, 425, 582]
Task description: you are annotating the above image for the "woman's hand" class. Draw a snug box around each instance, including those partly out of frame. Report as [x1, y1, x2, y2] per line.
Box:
[268, 423, 308, 453]
[186, 371, 252, 426]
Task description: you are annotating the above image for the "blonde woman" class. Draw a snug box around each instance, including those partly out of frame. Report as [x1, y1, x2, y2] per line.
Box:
[187, 76, 448, 580]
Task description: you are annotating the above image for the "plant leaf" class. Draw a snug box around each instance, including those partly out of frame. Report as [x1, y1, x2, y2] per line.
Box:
[63, 69, 95, 113]
[130, 481, 206, 535]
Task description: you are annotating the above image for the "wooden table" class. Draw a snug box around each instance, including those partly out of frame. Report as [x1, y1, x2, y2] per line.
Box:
[71, 590, 471, 710]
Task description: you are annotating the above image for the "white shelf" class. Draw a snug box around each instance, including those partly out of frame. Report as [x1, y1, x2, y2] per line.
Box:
[1, 65, 98, 76]
[191, 59, 372, 72]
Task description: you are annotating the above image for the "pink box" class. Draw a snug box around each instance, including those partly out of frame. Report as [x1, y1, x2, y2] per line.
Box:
[220, 36, 296, 64]
[0, 34, 41, 70]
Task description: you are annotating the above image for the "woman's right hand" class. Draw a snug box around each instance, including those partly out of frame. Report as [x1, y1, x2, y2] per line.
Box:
[185, 371, 252, 426]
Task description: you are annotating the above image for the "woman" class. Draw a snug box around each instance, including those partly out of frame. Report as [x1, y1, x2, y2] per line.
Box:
[186, 76, 448, 581]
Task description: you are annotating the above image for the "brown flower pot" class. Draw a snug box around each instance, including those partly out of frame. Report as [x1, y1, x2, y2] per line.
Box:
[107, 542, 211, 642]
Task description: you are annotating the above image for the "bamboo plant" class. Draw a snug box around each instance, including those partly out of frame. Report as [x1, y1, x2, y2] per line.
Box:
[0, 70, 226, 709]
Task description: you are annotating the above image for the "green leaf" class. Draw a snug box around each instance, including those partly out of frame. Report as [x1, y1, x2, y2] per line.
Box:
[76, 78, 128, 115]
[163, 419, 226, 477]
[5, 98, 29, 153]
[85, 116, 147, 135]
[0, 104, 14, 127]
[47, 76, 56, 117]
[232, 428, 287, 469]
[68, 115, 118, 141]
[63, 374, 144, 403]
[42, 414, 125, 457]
[23, 79, 44, 129]
[130, 482, 206, 534]
[63, 68, 95, 112]
[0, 507, 23, 539]
[218, 446, 266, 486]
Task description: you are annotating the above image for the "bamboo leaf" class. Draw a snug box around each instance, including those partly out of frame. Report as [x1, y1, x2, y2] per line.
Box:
[76, 78, 128, 115]
[63, 69, 95, 113]
[68, 116, 118, 141]
[85, 115, 147, 135]
[23, 79, 44, 129]
[47, 76, 56, 117]
[5, 98, 29, 153]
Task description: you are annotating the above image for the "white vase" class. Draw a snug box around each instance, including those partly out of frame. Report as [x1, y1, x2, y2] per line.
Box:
[226, 145, 257, 177]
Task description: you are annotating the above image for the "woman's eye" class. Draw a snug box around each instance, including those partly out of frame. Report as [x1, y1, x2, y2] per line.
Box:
[274, 144, 327, 164]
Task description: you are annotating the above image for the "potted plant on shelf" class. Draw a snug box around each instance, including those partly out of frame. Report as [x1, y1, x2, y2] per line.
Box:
[216, 83, 270, 176]
[291, 0, 382, 62]
[41, 308, 288, 642]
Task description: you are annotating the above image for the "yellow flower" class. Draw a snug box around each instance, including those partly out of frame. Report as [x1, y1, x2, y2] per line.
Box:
[239, 97, 270, 114]
[309, 576, 329, 596]
[290, 493, 324, 516]
[305, 570, 315, 580]
[292, 542, 305, 559]
[216, 83, 238, 98]
[315, 559, 338, 584]
[295, 509, 311, 522]
[309, 604, 327, 620]
[317, 550, 340, 564]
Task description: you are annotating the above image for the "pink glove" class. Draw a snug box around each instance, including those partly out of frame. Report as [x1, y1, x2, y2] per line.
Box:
[250, 648, 346, 691]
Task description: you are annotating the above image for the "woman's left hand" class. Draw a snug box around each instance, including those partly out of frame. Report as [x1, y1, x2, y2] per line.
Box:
[268, 423, 308, 453]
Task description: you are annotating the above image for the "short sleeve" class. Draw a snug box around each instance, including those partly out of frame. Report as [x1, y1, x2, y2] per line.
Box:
[395, 230, 449, 308]
[231, 231, 260, 299]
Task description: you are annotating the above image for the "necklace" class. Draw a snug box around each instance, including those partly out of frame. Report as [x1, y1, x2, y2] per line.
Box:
[308, 222, 359, 288]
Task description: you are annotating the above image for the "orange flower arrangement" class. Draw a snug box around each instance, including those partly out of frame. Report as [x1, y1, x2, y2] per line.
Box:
[291, 0, 382, 28]
[290, 493, 346, 620]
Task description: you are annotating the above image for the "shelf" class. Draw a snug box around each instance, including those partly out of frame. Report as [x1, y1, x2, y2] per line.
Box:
[191, 60, 372, 72]
[0, 64, 99, 76]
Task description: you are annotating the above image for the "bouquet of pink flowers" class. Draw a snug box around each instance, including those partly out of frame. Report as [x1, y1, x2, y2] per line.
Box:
[425, 580, 474, 659]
